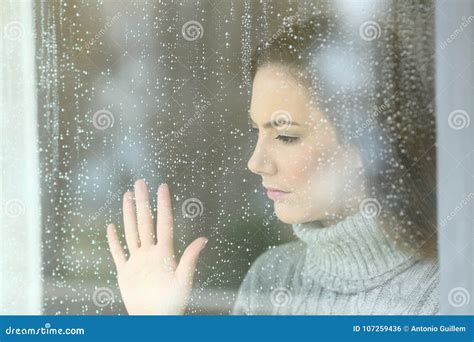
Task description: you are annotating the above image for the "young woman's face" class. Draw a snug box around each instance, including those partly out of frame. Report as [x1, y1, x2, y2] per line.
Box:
[248, 63, 366, 225]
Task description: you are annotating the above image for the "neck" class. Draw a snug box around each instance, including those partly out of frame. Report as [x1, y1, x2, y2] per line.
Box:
[292, 211, 420, 293]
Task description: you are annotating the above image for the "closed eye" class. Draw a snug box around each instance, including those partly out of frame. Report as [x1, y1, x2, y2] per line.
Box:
[275, 135, 299, 144]
[251, 126, 299, 144]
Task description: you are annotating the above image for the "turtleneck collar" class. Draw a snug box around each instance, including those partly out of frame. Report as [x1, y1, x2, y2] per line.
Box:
[292, 211, 420, 294]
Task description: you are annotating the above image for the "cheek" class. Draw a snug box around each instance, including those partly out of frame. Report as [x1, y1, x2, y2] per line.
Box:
[280, 146, 322, 190]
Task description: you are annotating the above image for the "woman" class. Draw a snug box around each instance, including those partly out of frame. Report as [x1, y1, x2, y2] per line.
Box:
[106, 15, 439, 315]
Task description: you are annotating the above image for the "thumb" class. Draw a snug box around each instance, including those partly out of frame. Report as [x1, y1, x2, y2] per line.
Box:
[175, 237, 208, 287]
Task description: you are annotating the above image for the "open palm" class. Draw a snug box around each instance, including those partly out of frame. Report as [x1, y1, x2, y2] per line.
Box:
[106, 180, 208, 315]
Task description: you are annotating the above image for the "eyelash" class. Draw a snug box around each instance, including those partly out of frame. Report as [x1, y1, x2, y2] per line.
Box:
[275, 135, 299, 144]
[251, 127, 299, 144]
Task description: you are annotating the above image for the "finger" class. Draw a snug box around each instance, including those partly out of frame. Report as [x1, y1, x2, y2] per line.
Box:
[175, 237, 208, 287]
[156, 183, 174, 256]
[123, 191, 140, 252]
[107, 223, 127, 271]
[134, 179, 155, 246]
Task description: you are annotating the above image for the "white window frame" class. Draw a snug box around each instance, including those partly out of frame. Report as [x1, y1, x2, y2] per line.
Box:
[436, 0, 474, 314]
[0, 0, 42, 314]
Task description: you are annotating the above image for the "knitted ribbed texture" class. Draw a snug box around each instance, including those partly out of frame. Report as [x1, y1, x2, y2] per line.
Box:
[232, 212, 439, 315]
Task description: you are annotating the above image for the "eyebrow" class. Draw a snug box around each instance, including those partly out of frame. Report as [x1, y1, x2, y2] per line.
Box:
[248, 116, 301, 128]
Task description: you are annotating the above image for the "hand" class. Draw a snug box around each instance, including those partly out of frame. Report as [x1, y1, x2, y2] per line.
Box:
[106, 180, 208, 315]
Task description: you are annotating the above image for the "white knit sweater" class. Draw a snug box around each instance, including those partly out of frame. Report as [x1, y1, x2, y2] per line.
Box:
[232, 212, 439, 315]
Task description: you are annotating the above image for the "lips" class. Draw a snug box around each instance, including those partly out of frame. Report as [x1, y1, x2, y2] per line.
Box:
[264, 186, 291, 201]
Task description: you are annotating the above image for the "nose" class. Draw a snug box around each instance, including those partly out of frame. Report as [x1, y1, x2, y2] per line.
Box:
[247, 138, 276, 176]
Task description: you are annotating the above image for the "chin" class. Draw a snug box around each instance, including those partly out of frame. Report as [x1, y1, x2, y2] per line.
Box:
[274, 202, 332, 224]
[273, 202, 317, 225]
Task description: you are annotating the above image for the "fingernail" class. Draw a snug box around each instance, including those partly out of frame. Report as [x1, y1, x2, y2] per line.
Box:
[201, 238, 209, 248]
[135, 179, 146, 187]
[158, 183, 168, 194]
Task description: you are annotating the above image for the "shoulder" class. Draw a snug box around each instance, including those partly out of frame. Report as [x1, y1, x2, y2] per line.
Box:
[251, 240, 306, 271]
[410, 257, 439, 292]
[398, 257, 440, 314]
[412, 257, 440, 314]
[231, 240, 306, 315]
[245, 240, 307, 285]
